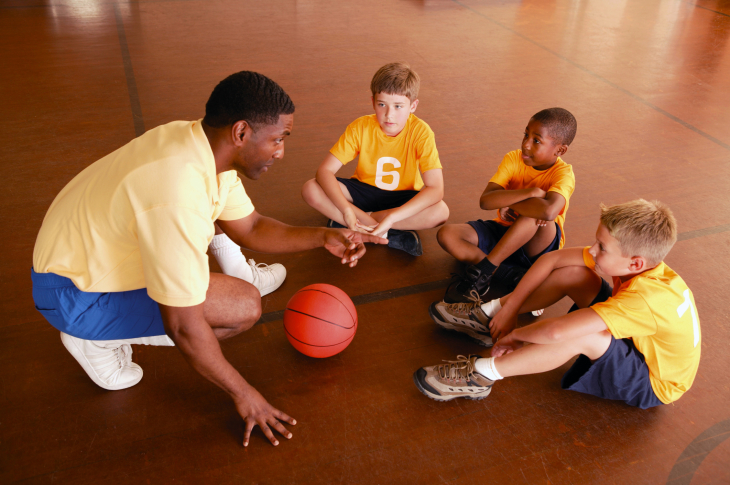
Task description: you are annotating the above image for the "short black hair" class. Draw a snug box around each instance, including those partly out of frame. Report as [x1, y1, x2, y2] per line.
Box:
[531, 108, 577, 146]
[203, 71, 295, 128]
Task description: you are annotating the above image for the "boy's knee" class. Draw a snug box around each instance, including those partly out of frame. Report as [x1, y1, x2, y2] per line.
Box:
[436, 224, 455, 248]
[301, 178, 320, 206]
[433, 201, 449, 226]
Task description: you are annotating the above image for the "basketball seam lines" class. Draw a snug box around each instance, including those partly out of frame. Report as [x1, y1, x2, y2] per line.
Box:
[294, 289, 357, 325]
[283, 326, 355, 348]
[284, 308, 355, 330]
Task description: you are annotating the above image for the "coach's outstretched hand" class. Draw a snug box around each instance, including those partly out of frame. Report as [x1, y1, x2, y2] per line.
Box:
[235, 385, 296, 448]
[323, 228, 388, 267]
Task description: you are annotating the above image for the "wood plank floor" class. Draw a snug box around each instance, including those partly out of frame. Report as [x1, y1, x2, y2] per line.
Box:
[1, 0, 729, 483]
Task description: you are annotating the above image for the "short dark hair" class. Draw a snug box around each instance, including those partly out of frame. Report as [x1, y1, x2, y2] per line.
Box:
[531, 108, 577, 146]
[203, 71, 295, 128]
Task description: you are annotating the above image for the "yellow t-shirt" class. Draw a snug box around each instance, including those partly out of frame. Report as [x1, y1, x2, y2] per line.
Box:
[489, 149, 575, 248]
[329, 114, 442, 191]
[582, 248, 701, 404]
[33, 120, 254, 307]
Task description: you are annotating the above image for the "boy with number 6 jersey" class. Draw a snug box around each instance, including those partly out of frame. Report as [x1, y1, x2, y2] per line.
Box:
[415, 200, 701, 408]
[302, 62, 448, 256]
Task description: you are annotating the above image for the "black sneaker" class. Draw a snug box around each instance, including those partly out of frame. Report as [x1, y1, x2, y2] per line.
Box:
[326, 219, 346, 229]
[387, 229, 423, 256]
[492, 264, 527, 292]
[443, 264, 493, 303]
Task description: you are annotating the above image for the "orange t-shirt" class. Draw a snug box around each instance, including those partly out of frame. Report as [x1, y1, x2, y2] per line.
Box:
[583, 248, 701, 404]
[489, 149, 575, 248]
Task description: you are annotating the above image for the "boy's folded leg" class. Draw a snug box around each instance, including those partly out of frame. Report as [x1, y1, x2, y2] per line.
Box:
[386, 229, 422, 256]
[413, 355, 494, 401]
[429, 299, 493, 347]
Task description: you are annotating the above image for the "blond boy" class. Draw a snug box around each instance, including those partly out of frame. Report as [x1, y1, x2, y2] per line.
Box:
[302, 63, 448, 256]
[414, 200, 701, 409]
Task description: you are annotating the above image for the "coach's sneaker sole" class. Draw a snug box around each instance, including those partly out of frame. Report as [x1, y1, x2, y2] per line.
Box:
[60, 332, 143, 391]
[386, 229, 423, 256]
[429, 299, 493, 347]
[413, 354, 494, 401]
[248, 259, 286, 297]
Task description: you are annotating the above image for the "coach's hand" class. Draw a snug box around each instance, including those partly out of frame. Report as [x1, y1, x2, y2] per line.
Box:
[235, 385, 296, 448]
[323, 229, 388, 267]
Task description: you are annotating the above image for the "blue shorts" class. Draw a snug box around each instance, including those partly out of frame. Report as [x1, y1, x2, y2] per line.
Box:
[561, 279, 664, 409]
[466, 219, 562, 269]
[337, 177, 419, 213]
[31, 269, 166, 340]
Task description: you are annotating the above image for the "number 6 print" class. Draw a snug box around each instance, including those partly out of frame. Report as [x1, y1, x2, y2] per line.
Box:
[677, 289, 699, 348]
[374, 157, 401, 191]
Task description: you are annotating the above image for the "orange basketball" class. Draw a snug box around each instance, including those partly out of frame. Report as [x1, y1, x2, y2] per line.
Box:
[283, 284, 357, 358]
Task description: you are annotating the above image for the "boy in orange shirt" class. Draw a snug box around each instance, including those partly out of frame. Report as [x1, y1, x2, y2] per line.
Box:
[414, 200, 701, 409]
[302, 63, 449, 256]
[436, 108, 576, 305]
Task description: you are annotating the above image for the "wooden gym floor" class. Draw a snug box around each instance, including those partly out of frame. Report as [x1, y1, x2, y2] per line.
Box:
[2, 0, 730, 483]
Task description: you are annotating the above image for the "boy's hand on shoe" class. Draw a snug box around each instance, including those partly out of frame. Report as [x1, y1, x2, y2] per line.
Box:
[499, 207, 519, 222]
[492, 331, 523, 357]
[490, 309, 517, 342]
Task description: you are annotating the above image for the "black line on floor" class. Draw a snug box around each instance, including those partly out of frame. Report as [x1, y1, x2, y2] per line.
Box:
[450, 0, 730, 152]
[689, 2, 730, 18]
[113, 3, 145, 137]
[257, 222, 730, 325]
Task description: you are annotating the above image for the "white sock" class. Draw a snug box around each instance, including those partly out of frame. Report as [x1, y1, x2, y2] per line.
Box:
[481, 298, 502, 317]
[209, 234, 253, 282]
[474, 357, 503, 381]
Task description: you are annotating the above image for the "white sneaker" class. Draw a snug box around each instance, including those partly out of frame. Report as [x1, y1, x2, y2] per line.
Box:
[248, 259, 286, 296]
[60, 332, 143, 390]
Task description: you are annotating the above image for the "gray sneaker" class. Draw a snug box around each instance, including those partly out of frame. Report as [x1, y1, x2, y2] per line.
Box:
[413, 354, 494, 401]
[429, 291, 492, 346]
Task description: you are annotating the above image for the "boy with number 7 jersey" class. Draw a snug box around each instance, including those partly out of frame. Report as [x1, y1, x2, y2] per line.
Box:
[302, 62, 448, 256]
[414, 200, 701, 408]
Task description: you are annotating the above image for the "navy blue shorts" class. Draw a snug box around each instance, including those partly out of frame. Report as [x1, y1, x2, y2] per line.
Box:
[466, 219, 562, 269]
[337, 177, 419, 213]
[561, 279, 664, 409]
[31, 269, 166, 340]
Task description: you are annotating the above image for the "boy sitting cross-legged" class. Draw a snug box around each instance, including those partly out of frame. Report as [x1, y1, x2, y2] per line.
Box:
[414, 200, 701, 409]
[301, 62, 449, 256]
[437, 108, 576, 304]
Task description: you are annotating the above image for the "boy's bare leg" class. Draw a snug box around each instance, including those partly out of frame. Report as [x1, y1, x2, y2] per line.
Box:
[301, 178, 378, 227]
[500, 266, 604, 315]
[371, 200, 449, 231]
[437, 223, 487, 264]
[494, 329, 612, 377]
[487, 215, 556, 265]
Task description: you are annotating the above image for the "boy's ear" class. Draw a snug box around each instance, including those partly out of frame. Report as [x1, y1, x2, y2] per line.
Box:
[628, 256, 646, 273]
[555, 144, 568, 158]
[410, 99, 419, 113]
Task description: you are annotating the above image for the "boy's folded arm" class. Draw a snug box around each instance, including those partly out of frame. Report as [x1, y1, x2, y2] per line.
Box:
[479, 182, 543, 210]
[508, 192, 566, 221]
[316, 154, 355, 216]
[513, 308, 608, 345]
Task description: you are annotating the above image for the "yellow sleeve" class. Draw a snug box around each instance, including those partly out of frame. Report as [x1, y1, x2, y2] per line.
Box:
[592, 289, 658, 339]
[582, 247, 596, 270]
[136, 205, 211, 307]
[488, 151, 519, 189]
[329, 118, 363, 165]
[415, 127, 442, 173]
[217, 173, 255, 221]
[546, 162, 575, 204]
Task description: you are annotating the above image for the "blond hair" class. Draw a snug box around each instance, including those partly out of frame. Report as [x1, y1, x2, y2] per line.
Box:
[600, 199, 677, 267]
[370, 63, 420, 102]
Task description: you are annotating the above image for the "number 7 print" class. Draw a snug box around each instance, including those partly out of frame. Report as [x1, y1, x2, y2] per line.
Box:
[677, 289, 699, 348]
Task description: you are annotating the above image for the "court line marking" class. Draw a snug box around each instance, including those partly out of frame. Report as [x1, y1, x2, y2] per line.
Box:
[449, 0, 730, 151]
[256, 222, 730, 324]
[113, 3, 145, 137]
[666, 418, 730, 484]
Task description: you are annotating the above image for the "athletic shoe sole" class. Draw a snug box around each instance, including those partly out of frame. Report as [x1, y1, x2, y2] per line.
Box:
[428, 303, 493, 347]
[412, 369, 492, 402]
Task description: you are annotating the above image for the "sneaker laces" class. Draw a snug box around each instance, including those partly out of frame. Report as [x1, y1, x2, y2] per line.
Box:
[90, 343, 133, 385]
[444, 290, 484, 315]
[436, 355, 477, 383]
[248, 259, 277, 287]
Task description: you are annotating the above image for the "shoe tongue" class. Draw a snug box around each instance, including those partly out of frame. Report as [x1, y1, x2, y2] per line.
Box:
[465, 266, 481, 280]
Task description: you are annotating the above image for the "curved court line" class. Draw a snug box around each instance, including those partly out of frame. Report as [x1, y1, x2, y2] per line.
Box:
[450, 0, 730, 151]
[666, 418, 730, 484]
